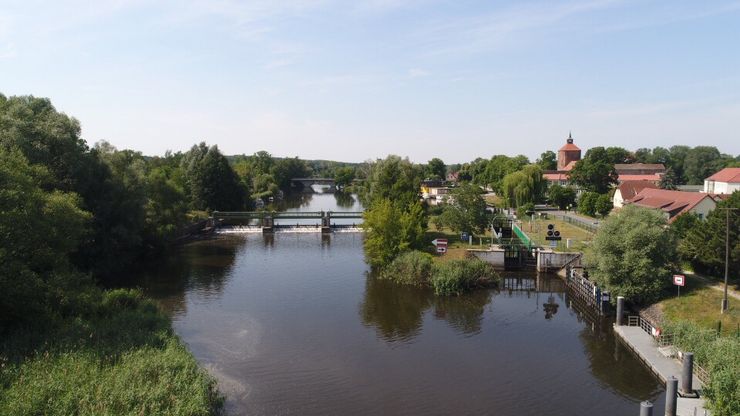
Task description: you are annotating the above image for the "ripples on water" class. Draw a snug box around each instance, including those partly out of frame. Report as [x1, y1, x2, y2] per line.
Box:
[133, 194, 665, 416]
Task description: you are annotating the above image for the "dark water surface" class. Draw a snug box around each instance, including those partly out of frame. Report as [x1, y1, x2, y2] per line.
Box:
[135, 194, 665, 415]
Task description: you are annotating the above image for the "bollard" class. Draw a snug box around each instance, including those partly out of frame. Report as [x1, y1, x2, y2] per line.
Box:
[640, 401, 653, 416]
[616, 296, 625, 326]
[680, 352, 694, 395]
[665, 376, 678, 416]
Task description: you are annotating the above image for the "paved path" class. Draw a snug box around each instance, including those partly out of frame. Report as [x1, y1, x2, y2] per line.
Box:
[683, 270, 740, 301]
[614, 326, 708, 416]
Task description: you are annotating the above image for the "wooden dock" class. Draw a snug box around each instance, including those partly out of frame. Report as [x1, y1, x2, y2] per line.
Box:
[613, 325, 709, 415]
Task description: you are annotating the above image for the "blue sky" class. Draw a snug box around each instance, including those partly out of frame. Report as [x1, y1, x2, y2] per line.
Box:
[1, 0, 739, 163]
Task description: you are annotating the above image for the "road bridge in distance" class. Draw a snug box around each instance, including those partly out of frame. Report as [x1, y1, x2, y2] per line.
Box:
[291, 178, 336, 191]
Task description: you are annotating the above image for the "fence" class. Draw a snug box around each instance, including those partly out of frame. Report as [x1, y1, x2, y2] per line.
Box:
[625, 314, 710, 384]
[553, 214, 599, 233]
[512, 223, 533, 250]
[565, 269, 609, 315]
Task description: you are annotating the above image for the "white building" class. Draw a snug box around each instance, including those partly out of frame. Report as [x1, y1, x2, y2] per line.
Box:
[703, 168, 740, 194]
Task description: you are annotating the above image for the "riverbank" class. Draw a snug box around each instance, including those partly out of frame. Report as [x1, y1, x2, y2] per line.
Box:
[0, 289, 223, 415]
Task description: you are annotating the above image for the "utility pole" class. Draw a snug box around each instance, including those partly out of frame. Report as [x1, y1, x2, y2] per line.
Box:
[719, 207, 738, 314]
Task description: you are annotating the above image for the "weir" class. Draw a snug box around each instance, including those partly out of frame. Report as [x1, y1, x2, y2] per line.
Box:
[211, 211, 364, 234]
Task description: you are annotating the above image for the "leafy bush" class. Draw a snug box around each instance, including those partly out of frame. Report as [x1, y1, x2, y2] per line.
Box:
[585, 205, 677, 304]
[431, 258, 499, 296]
[663, 321, 739, 416]
[381, 250, 434, 286]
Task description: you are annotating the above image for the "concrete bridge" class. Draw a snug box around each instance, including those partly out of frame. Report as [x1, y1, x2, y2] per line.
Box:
[211, 211, 363, 233]
[291, 178, 336, 191]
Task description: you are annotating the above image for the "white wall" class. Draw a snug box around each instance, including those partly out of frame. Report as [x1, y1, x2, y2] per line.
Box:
[704, 180, 740, 194]
[688, 197, 717, 220]
[613, 189, 625, 208]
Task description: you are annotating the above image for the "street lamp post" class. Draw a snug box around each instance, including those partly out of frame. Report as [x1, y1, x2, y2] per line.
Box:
[719, 207, 738, 314]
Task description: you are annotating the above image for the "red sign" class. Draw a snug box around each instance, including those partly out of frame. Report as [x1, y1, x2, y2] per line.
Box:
[432, 238, 448, 247]
[673, 275, 685, 286]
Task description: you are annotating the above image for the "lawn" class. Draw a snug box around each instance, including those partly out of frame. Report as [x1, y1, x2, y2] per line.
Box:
[659, 275, 740, 335]
[518, 217, 594, 252]
[425, 224, 494, 263]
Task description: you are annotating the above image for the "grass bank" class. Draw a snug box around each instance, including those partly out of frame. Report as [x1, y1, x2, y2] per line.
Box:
[0, 289, 222, 416]
[658, 274, 739, 335]
[521, 217, 593, 252]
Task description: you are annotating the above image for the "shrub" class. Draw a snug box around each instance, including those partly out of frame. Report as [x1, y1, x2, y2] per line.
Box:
[381, 250, 434, 286]
[431, 258, 499, 296]
[585, 205, 677, 304]
[662, 320, 739, 416]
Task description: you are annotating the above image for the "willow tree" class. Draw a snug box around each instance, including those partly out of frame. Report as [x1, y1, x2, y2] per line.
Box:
[501, 164, 545, 208]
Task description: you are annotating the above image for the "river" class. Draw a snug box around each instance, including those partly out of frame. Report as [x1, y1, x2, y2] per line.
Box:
[134, 192, 667, 415]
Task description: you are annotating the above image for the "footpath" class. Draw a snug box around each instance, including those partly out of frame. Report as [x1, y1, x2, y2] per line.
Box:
[683, 270, 740, 301]
[614, 325, 708, 415]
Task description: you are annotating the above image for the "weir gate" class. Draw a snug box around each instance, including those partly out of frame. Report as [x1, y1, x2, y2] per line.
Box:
[210, 211, 364, 233]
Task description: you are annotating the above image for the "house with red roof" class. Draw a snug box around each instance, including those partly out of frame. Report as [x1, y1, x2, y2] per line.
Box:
[703, 167, 740, 195]
[625, 188, 718, 222]
[613, 180, 659, 208]
[614, 163, 665, 185]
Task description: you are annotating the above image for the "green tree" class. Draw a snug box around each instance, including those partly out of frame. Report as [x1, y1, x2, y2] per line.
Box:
[536, 151, 557, 170]
[362, 199, 426, 267]
[670, 212, 701, 240]
[578, 192, 599, 217]
[679, 192, 739, 277]
[605, 147, 633, 164]
[271, 157, 311, 189]
[438, 183, 489, 235]
[478, 155, 529, 192]
[669, 145, 691, 183]
[585, 205, 677, 304]
[426, 158, 446, 180]
[684, 146, 727, 185]
[501, 164, 545, 207]
[659, 167, 679, 190]
[333, 166, 356, 189]
[0, 147, 90, 327]
[548, 184, 577, 209]
[569, 147, 618, 193]
[594, 194, 613, 217]
[182, 143, 246, 211]
[361, 155, 422, 207]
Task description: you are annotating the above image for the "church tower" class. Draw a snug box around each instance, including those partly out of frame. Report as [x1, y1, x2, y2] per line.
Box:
[557, 133, 581, 171]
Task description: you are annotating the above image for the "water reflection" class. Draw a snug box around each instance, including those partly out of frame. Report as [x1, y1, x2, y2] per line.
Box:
[333, 192, 356, 209]
[360, 276, 431, 342]
[432, 289, 492, 335]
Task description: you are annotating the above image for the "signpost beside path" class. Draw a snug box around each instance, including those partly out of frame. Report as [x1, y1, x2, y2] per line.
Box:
[432, 238, 448, 254]
[673, 274, 685, 298]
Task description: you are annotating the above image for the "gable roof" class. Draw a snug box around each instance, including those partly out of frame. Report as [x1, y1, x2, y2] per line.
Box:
[706, 167, 740, 183]
[627, 188, 715, 222]
[614, 163, 666, 171]
[618, 174, 662, 182]
[617, 180, 658, 200]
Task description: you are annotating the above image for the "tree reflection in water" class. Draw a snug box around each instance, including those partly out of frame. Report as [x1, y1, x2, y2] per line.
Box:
[360, 274, 493, 341]
[333, 192, 356, 209]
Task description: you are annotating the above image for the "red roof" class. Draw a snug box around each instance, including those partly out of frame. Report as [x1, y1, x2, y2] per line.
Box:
[559, 143, 580, 152]
[627, 188, 715, 222]
[543, 172, 569, 181]
[562, 160, 577, 171]
[614, 163, 666, 171]
[706, 168, 740, 183]
[617, 180, 658, 200]
[618, 174, 662, 183]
